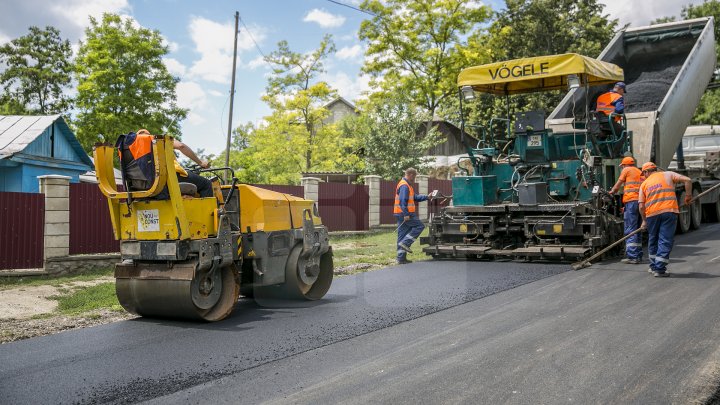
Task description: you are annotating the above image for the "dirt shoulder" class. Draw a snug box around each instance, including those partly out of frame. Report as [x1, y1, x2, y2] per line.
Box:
[0, 278, 135, 344]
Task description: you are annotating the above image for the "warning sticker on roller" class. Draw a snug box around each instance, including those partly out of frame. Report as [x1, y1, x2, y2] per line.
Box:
[138, 209, 160, 232]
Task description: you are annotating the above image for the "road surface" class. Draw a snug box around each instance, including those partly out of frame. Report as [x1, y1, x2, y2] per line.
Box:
[2, 224, 720, 404]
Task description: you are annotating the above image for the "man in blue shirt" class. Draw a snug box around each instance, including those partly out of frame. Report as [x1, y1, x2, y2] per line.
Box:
[393, 168, 435, 264]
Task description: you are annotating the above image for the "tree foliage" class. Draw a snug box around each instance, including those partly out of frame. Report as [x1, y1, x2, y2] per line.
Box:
[359, 0, 493, 121]
[345, 92, 441, 180]
[73, 13, 186, 152]
[0, 26, 73, 114]
[217, 36, 361, 184]
[683, 1, 720, 124]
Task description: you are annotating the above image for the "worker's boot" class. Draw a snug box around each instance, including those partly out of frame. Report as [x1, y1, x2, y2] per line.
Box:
[398, 242, 413, 254]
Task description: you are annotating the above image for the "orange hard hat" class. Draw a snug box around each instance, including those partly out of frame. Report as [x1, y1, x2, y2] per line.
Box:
[641, 162, 657, 172]
[620, 157, 635, 166]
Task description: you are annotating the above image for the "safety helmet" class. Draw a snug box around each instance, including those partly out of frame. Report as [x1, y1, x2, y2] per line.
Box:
[641, 162, 657, 172]
[620, 157, 635, 166]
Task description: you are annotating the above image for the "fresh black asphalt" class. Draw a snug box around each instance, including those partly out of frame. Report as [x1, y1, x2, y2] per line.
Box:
[0, 255, 565, 404]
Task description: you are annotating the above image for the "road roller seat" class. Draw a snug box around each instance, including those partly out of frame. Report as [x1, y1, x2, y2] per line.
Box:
[178, 182, 197, 197]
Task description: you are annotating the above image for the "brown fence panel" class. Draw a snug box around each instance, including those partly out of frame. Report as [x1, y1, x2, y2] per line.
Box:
[380, 180, 419, 224]
[69, 183, 119, 255]
[318, 183, 368, 231]
[250, 184, 304, 197]
[0, 192, 44, 269]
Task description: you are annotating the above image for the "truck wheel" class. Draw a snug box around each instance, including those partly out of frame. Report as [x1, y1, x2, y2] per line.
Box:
[690, 189, 702, 229]
[703, 199, 720, 222]
[677, 191, 692, 234]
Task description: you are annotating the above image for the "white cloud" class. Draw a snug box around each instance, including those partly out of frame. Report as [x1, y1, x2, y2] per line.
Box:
[208, 90, 224, 97]
[163, 58, 187, 77]
[0, 32, 9, 45]
[321, 72, 371, 102]
[245, 55, 268, 70]
[162, 35, 179, 53]
[187, 16, 266, 84]
[336, 44, 364, 61]
[303, 9, 346, 28]
[599, 0, 703, 27]
[0, 0, 130, 44]
[176, 81, 208, 125]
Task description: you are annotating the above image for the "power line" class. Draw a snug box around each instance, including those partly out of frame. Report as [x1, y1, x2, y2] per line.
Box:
[238, 14, 267, 60]
[326, 0, 377, 17]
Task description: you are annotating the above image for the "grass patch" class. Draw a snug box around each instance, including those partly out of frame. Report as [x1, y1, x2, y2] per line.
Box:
[331, 229, 430, 272]
[0, 267, 114, 289]
[51, 282, 121, 315]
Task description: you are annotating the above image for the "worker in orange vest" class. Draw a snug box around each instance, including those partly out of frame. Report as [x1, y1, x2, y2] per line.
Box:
[394, 168, 434, 264]
[127, 129, 212, 197]
[638, 162, 692, 277]
[609, 156, 644, 264]
[596, 82, 626, 137]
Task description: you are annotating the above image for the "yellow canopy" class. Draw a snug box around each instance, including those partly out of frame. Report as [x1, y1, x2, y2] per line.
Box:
[457, 53, 624, 95]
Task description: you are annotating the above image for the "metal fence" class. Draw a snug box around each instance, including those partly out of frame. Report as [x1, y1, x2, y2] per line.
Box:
[249, 184, 304, 198]
[69, 183, 119, 255]
[318, 183, 369, 231]
[0, 192, 44, 269]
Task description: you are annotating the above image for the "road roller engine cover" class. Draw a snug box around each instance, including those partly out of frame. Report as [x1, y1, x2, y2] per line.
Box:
[93, 133, 333, 321]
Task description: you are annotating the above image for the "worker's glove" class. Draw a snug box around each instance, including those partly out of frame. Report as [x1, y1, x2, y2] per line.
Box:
[403, 215, 410, 222]
[684, 195, 693, 206]
[429, 190, 439, 199]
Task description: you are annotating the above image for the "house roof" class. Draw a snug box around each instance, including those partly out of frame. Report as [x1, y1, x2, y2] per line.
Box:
[324, 96, 357, 111]
[0, 115, 92, 166]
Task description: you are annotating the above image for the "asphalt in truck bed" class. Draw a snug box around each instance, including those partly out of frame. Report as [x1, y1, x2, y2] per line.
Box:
[3, 224, 720, 404]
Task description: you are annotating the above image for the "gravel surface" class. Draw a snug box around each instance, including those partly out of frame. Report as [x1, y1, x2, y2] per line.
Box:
[0, 310, 134, 344]
[624, 52, 689, 112]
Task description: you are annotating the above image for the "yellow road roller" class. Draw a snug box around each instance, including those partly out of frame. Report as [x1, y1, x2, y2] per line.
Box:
[93, 134, 333, 321]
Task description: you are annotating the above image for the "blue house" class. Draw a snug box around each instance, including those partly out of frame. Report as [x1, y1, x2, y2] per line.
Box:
[0, 115, 93, 193]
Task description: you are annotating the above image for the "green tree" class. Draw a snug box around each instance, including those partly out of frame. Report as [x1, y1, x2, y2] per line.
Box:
[345, 92, 441, 179]
[74, 13, 187, 152]
[0, 26, 73, 114]
[683, 1, 720, 124]
[231, 35, 361, 184]
[359, 0, 493, 122]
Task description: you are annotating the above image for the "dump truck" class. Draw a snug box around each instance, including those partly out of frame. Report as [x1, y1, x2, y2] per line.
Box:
[93, 134, 333, 321]
[548, 16, 720, 233]
[422, 17, 719, 261]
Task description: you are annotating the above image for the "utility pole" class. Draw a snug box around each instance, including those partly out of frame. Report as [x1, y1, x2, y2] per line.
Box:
[225, 11, 239, 181]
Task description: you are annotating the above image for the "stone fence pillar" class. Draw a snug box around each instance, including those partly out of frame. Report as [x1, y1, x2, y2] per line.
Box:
[38, 175, 71, 261]
[416, 174, 430, 221]
[300, 177, 322, 204]
[363, 175, 381, 227]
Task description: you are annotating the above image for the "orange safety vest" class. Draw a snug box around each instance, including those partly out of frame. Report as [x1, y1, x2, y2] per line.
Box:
[641, 172, 678, 217]
[620, 166, 643, 203]
[393, 179, 416, 214]
[597, 92, 622, 122]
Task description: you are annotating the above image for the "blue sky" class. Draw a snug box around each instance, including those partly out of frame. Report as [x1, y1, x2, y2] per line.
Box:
[0, 0, 702, 155]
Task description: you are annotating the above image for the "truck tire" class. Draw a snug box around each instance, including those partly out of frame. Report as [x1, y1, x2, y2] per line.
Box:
[690, 189, 702, 230]
[703, 199, 720, 222]
[677, 191, 691, 234]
